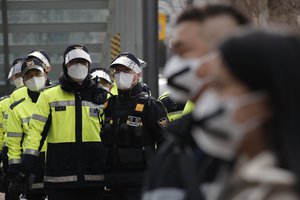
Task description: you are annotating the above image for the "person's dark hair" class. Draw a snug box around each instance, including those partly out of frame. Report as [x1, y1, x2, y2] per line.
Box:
[176, 7, 205, 25]
[202, 4, 250, 25]
[219, 28, 300, 190]
[176, 4, 249, 26]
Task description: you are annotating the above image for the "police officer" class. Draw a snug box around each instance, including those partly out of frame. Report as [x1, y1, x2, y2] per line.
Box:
[1, 57, 24, 156]
[101, 52, 168, 200]
[6, 58, 50, 200]
[0, 95, 10, 194]
[21, 45, 105, 200]
[91, 67, 113, 94]
[7, 58, 25, 89]
[1, 51, 51, 199]
[8, 50, 52, 111]
[0, 58, 25, 196]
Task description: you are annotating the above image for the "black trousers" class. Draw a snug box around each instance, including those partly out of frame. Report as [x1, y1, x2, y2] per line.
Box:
[47, 188, 103, 200]
[103, 185, 142, 200]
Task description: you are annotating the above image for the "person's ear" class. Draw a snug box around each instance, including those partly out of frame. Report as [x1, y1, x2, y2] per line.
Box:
[131, 72, 141, 85]
[136, 72, 142, 82]
[44, 66, 52, 73]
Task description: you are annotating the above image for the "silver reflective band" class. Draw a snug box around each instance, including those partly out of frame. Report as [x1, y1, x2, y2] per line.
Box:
[142, 188, 185, 200]
[84, 175, 104, 181]
[7, 132, 23, 138]
[24, 149, 40, 156]
[169, 111, 184, 116]
[50, 100, 75, 107]
[3, 114, 8, 119]
[21, 117, 31, 124]
[31, 114, 48, 123]
[82, 101, 101, 107]
[31, 183, 44, 189]
[9, 159, 21, 165]
[44, 175, 77, 183]
[0, 123, 3, 128]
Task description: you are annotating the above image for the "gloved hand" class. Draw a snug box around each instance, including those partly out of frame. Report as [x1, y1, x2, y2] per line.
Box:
[92, 87, 108, 105]
[7, 173, 26, 199]
[21, 154, 37, 177]
[0, 165, 5, 193]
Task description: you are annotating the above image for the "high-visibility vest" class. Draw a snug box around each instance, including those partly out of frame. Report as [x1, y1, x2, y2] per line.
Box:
[24, 84, 105, 188]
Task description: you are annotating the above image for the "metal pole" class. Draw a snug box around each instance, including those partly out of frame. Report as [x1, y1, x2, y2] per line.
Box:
[142, 0, 159, 98]
[1, 0, 10, 89]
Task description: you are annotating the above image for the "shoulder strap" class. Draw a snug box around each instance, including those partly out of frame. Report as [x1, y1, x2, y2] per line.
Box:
[132, 92, 153, 118]
[10, 98, 26, 110]
[42, 82, 60, 91]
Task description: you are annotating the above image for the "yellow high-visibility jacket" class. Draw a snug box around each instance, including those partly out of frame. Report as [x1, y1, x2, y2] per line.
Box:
[23, 82, 105, 189]
[3, 86, 27, 144]
[159, 92, 194, 121]
[6, 90, 47, 164]
[6, 89, 47, 191]
[0, 96, 10, 152]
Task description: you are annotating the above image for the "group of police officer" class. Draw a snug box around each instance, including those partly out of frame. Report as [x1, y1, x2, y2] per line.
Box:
[0, 3, 258, 200]
[0, 45, 170, 200]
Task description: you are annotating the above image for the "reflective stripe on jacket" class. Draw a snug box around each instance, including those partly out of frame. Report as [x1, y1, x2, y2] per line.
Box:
[24, 83, 105, 188]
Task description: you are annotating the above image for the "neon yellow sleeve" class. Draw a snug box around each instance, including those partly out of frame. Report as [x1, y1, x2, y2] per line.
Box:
[0, 103, 4, 152]
[6, 108, 23, 164]
[24, 91, 50, 155]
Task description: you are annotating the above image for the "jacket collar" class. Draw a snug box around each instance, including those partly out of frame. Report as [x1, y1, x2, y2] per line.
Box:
[59, 75, 94, 94]
[118, 82, 143, 99]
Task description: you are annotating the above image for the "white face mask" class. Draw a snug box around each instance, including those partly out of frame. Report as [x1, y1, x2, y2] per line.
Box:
[163, 55, 208, 103]
[25, 76, 46, 92]
[67, 63, 88, 82]
[192, 90, 267, 160]
[192, 89, 220, 120]
[115, 72, 135, 90]
[13, 77, 24, 88]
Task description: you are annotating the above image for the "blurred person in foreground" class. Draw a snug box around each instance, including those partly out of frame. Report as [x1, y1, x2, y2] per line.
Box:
[143, 4, 250, 200]
[198, 28, 300, 200]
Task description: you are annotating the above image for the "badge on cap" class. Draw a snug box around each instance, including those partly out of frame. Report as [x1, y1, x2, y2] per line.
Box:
[27, 60, 34, 67]
[75, 46, 83, 50]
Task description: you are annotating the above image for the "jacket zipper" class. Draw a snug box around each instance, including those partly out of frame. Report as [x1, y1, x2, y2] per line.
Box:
[113, 118, 120, 170]
[75, 93, 83, 181]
